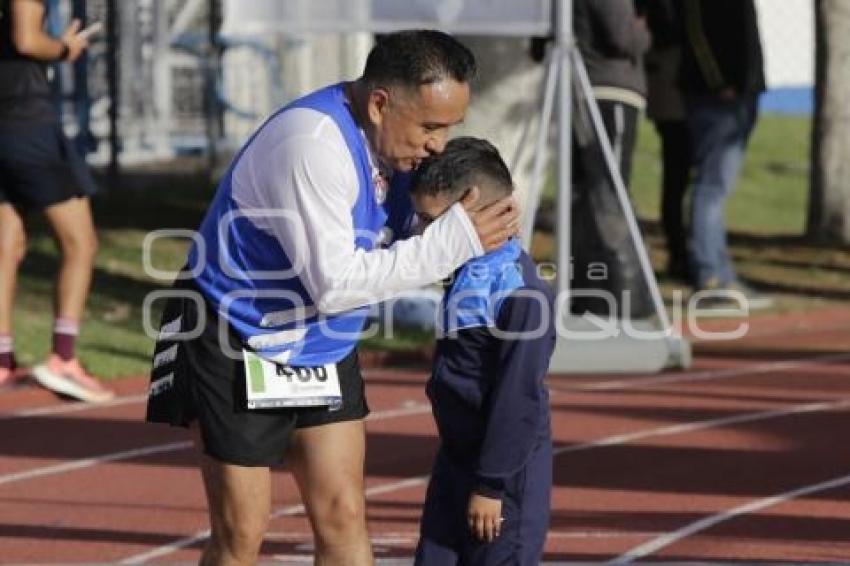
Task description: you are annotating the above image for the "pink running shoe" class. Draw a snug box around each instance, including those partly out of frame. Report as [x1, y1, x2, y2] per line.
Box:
[33, 355, 115, 403]
[0, 366, 31, 388]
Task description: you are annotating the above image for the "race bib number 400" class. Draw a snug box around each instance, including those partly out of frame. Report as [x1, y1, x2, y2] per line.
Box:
[244, 349, 342, 410]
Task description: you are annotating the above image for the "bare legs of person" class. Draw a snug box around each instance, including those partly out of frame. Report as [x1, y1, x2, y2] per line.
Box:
[43, 197, 98, 324]
[0, 204, 27, 384]
[29, 197, 113, 402]
[0, 204, 26, 336]
[290, 420, 372, 565]
[198, 420, 373, 566]
[198, 451, 271, 566]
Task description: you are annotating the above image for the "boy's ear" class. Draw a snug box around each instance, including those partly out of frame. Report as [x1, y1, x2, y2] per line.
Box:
[460, 186, 480, 210]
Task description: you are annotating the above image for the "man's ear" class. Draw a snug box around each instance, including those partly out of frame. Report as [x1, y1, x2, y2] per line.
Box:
[367, 88, 390, 125]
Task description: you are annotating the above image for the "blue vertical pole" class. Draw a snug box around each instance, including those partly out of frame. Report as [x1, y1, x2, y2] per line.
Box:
[72, 0, 92, 154]
[46, 0, 64, 111]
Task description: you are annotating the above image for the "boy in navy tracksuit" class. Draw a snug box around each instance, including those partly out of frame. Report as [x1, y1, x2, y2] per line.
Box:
[410, 137, 556, 565]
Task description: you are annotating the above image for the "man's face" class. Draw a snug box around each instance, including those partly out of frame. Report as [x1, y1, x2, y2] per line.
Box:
[411, 192, 458, 232]
[367, 79, 470, 172]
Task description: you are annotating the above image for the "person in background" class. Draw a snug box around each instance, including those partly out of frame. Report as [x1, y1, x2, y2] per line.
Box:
[677, 0, 773, 308]
[640, 0, 692, 282]
[0, 0, 113, 402]
[572, 0, 654, 320]
[410, 137, 555, 566]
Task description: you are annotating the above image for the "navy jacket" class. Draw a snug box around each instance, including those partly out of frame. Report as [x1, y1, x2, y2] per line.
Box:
[427, 239, 556, 495]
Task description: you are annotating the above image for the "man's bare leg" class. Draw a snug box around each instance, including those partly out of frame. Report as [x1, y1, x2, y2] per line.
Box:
[196, 434, 272, 566]
[289, 420, 373, 566]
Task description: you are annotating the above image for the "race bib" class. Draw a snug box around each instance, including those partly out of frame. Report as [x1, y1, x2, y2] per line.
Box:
[244, 349, 342, 410]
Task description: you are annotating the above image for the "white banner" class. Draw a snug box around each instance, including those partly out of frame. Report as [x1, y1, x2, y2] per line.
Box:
[221, 0, 552, 37]
[755, 0, 814, 88]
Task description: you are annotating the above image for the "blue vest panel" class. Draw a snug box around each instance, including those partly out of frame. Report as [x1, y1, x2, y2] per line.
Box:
[187, 83, 413, 365]
[441, 238, 525, 334]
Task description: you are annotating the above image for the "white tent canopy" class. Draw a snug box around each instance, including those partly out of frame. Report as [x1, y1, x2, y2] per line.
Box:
[220, 0, 552, 37]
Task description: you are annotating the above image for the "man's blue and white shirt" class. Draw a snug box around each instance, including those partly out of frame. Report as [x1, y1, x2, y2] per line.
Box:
[186, 83, 483, 366]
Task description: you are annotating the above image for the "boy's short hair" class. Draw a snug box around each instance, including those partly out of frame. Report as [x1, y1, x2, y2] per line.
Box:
[411, 136, 513, 201]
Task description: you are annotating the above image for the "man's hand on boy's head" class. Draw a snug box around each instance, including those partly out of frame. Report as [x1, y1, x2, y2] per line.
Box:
[468, 492, 503, 543]
[462, 187, 520, 252]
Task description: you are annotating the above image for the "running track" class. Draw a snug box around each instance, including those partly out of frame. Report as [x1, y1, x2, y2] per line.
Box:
[1, 307, 849, 563]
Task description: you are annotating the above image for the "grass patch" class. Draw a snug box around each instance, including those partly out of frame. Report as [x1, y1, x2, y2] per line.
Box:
[544, 114, 812, 235]
[630, 114, 811, 235]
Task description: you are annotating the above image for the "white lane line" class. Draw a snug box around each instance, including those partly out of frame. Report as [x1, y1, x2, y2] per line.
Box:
[121, 396, 850, 563]
[3, 351, 846, 420]
[0, 393, 149, 420]
[690, 318, 850, 344]
[272, 556, 421, 565]
[0, 402, 432, 490]
[0, 367, 429, 420]
[121, 475, 433, 564]
[4, 347, 848, 420]
[365, 402, 431, 420]
[555, 398, 850, 455]
[567, 352, 850, 392]
[264, 530, 666, 543]
[609, 472, 850, 564]
[270, 529, 668, 560]
[0, 441, 192, 487]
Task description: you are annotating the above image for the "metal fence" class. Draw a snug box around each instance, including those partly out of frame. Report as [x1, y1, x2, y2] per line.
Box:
[48, 0, 816, 169]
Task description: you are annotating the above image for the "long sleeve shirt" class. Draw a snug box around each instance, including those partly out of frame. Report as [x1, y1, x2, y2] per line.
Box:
[188, 83, 483, 366]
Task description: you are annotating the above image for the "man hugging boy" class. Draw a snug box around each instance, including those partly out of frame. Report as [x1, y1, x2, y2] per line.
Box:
[410, 137, 556, 565]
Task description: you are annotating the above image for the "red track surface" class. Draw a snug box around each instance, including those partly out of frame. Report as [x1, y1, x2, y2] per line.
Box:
[1, 307, 850, 563]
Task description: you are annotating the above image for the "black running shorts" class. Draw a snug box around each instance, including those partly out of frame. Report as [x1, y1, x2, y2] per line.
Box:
[145, 283, 370, 467]
[0, 122, 98, 209]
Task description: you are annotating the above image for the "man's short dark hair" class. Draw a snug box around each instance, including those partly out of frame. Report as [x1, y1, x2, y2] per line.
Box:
[411, 137, 513, 201]
[363, 30, 477, 90]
